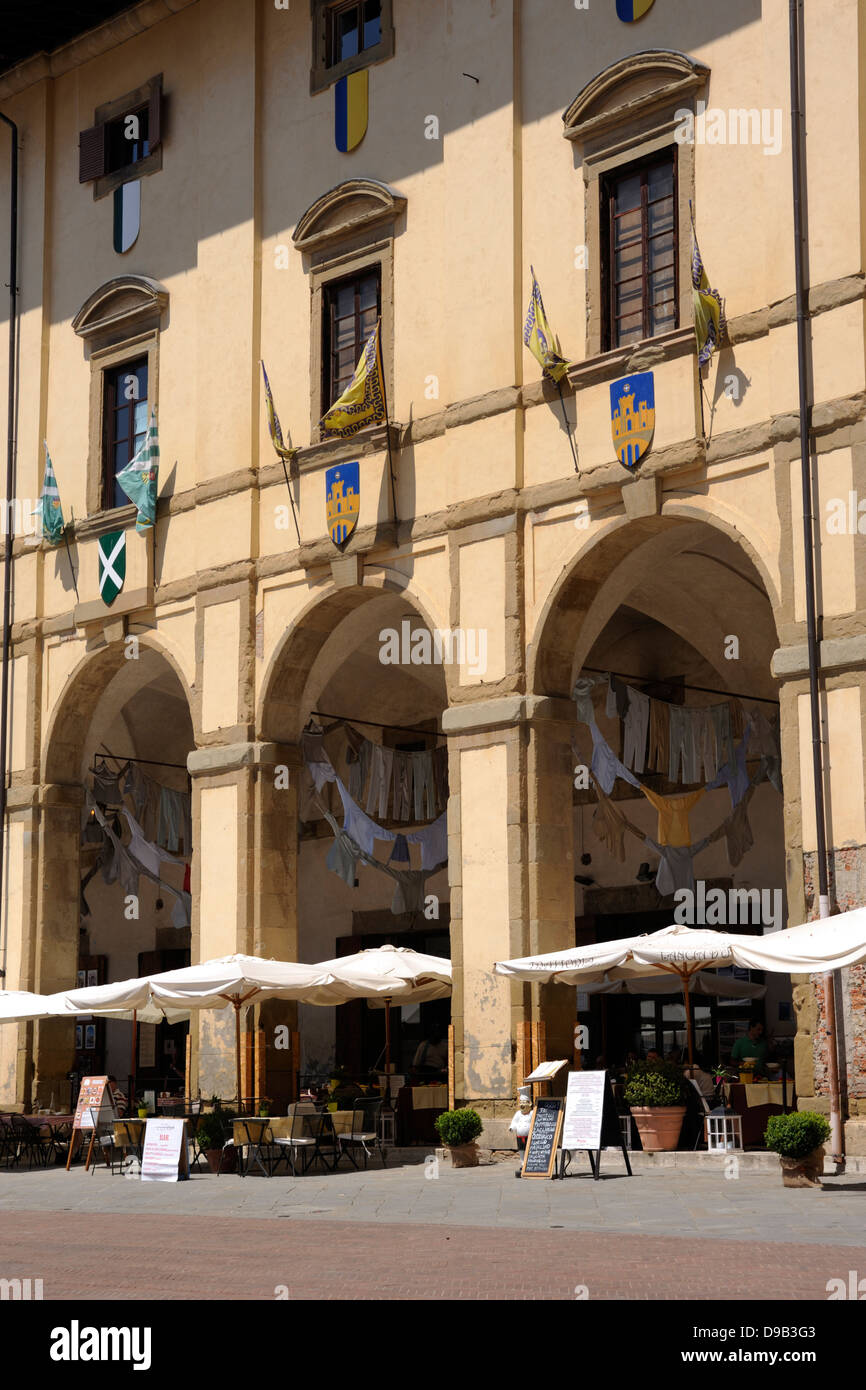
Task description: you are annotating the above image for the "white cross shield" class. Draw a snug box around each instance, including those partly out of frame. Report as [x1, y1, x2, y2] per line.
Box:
[97, 530, 126, 606]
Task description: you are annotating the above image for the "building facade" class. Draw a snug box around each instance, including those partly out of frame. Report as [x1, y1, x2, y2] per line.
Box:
[0, 0, 865, 1149]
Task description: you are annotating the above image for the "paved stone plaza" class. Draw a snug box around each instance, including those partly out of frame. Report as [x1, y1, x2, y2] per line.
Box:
[2, 1157, 864, 1300]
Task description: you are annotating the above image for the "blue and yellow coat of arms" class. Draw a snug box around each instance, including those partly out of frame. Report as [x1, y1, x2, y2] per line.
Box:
[610, 372, 655, 469]
[326, 461, 360, 546]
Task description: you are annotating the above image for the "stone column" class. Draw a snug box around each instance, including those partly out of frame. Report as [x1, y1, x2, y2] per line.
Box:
[30, 784, 83, 1108]
[443, 695, 575, 1137]
[525, 696, 579, 1065]
[186, 741, 300, 1104]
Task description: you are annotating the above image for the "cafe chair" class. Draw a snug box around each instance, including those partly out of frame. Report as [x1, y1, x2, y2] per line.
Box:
[272, 1103, 327, 1177]
[336, 1098, 386, 1170]
[5, 1115, 44, 1169]
[237, 1118, 280, 1178]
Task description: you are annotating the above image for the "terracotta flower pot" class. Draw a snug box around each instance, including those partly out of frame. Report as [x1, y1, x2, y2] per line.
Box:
[203, 1146, 236, 1175]
[779, 1145, 824, 1188]
[447, 1142, 479, 1169]
[629, 1105, 686, 1152]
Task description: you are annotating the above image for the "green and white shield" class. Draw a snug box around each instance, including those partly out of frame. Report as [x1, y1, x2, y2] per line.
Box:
[98, 530, 126, 606]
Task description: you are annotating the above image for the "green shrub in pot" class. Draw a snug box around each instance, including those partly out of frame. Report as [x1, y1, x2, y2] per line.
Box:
[764, 1111, 830, 1158]
[623, 1060, 688, 1108]
[435, 1107, 483, 1147]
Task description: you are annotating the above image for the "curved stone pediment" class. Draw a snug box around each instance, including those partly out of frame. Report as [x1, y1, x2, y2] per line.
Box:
[292, 179, 406, 253]
[562, 50, 709, 142]
[72, 275, 169, 343]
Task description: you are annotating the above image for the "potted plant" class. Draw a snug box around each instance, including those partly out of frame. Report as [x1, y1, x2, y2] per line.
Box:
[259, 1102, 270, 1118]
[196, 1101, 238, 1174]
[137, 1104, 149, 1120]
[764, 1112, 830, 1188]
[435, 1107, 483, 1168]
[738, 1059, 756, 1085]
[624, 1061, 689, 1151]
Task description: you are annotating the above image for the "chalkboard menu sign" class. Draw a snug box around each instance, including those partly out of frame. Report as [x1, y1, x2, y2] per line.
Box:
[520, 1097, 563, 1179]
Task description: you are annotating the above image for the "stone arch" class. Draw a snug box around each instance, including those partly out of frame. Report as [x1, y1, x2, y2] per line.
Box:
[258, 574, 453, 744]
[528, 511, 781, 701]
[43, 634, 196, 786]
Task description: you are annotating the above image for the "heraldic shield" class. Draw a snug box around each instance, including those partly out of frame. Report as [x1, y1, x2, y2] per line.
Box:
[610, 372, 655, 469]
[326, 461, 360, 546]
[98, 529, 126, 606]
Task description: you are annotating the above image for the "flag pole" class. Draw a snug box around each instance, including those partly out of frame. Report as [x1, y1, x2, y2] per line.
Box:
[260, 361, 302, 546]
[279, 454, 302, 546]
[376, 320, 399, 528]
[62, 525, 79, 601]
[555, 380, 579, 472]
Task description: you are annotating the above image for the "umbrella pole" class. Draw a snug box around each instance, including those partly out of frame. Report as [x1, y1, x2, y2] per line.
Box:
[681, 971, 694, 1067]
[234, 1001, 242, 1114]
[130, 1009, 137, 1113]
[384, 997, 392, 1105]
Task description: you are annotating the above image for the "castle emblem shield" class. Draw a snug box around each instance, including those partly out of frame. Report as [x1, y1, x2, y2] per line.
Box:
[610, 372, 655, 469]
[326, 462, 360, 546]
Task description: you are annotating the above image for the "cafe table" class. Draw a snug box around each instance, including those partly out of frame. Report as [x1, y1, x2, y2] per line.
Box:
[723, 1081, 793, 1147]
[232, 1111, 355, 1176]
[113, 1118, 146, 1162]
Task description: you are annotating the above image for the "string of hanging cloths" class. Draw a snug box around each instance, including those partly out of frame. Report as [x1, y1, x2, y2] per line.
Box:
[82, 754, 192, 928]
[573, 672, 782, 897]
[301, 720, 447, 916]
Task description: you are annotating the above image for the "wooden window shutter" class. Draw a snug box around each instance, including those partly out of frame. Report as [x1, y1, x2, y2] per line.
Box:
[148, 75, 163, 152]
[78, 124, 107, 183]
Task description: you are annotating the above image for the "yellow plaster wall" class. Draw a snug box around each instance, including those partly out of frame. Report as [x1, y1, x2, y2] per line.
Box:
[792, 449, 857, 622]
[458, 534, 506, 685]
[799, 686, 866, 851]
[201, 602, 240, 731]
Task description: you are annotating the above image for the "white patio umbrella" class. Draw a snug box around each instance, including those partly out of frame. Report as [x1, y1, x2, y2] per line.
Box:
[580, 973, 766, 1000]
[310, 945, 452, 1099]
[144, 954, 341, 1111]
[495, 920, 853, 1065]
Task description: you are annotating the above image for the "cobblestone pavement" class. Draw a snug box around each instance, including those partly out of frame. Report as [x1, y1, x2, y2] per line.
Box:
[2, 1156, 865, 1299]
[4, 1208, 864, 1300]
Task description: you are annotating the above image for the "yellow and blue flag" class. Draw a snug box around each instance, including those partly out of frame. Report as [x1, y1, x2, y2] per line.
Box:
[692, 219, 726, 367]
[335, 70, 368, 153]
[320, 321, 385, 438]
[261, 361, 297, 465]
[523, 267, 571, 384]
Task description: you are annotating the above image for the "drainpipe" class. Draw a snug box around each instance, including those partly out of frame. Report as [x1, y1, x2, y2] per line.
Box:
[788, 0, 843, 1163]
[0, 111, 18, 982]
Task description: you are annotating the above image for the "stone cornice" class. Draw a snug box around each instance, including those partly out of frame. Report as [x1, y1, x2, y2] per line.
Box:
[0, 0, 199, 100]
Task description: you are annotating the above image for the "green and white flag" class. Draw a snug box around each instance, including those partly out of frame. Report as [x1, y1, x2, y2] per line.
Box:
[116, 410, 159, 533]
[34, 442, 65, 546]
[97, 530, 126, 606]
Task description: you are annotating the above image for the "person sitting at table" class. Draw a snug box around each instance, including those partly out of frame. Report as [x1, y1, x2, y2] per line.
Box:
[412, 1029, 448, 1075]
[107, 1076, 127, 1116]
[683, 1063, 715, 1099]
[730, 1019, 769, 1073]
[645, 1048, 662, 1064]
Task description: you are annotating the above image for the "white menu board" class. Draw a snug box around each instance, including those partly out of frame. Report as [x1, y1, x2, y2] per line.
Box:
[141, 1118, 188, 1183]
[561, 1070, 607, 1151]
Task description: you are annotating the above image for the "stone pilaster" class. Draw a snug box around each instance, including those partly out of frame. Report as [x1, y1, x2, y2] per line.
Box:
[186, 740, 300, 1104]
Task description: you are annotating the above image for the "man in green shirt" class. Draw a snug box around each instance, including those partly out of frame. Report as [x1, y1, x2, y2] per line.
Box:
[731, 1021, 768, 1070]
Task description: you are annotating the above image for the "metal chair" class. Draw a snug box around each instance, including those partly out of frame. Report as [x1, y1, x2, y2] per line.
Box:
[272, 1103, 321, 1176]
[237, 1119, 280, 1178]
[7, 1115, 46, 1169]
[336, 1099, 385, 1170]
